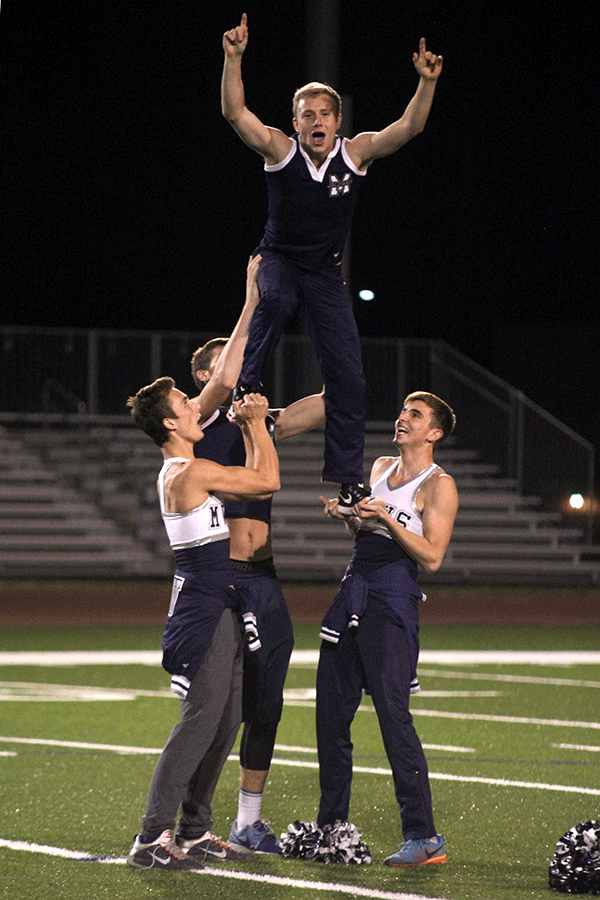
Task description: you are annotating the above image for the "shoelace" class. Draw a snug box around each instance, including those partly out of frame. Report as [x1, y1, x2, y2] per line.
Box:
[161, 834, 191, 859]
[205, 833, 230, 849]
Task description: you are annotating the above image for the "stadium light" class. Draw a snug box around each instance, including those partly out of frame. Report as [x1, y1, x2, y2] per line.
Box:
[562, 493, 598, 514]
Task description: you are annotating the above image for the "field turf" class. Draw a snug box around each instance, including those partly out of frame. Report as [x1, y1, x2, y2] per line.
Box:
[1, 616, 599, 900]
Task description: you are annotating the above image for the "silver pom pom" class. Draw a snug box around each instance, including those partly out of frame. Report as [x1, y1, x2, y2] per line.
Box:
[280, 820, 371, 864]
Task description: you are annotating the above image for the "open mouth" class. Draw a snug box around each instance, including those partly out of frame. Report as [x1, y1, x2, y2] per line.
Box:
[312, 130, 326, 143]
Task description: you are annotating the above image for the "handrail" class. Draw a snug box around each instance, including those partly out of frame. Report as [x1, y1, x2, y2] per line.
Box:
[0, 325, 594, 542]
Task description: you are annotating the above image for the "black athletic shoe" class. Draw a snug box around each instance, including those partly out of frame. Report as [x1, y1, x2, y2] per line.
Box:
[337, 483, 371, 516]
[232, 381, 263, 403]
[127, 829, 203, 870]
[177, 831, 252, 862]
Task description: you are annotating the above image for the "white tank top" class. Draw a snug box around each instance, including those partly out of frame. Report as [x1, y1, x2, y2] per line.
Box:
[157, 457, 229, 550]
[359, 460, 440, 540]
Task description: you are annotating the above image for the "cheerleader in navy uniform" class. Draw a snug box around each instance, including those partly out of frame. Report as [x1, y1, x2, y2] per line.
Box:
[221, 14, 443, 512]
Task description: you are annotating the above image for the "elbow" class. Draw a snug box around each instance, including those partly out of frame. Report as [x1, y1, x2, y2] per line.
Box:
[211, 375, 237, 395]
[222, 106, 243, 128]
[422, 556, 442, 574]
[221, 102, 235, 123]
[259, 474, 280, 494]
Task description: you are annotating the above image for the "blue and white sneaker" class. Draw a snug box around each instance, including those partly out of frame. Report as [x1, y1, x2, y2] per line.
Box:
[228, 819, 282, 854]
[384, 834, 446, 867]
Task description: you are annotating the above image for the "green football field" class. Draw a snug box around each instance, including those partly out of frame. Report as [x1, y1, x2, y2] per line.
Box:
[1, 621, 599, 900]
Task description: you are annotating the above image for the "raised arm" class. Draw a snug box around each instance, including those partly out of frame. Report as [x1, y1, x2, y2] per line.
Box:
[221, 13, 292, 165]
[228, 394, 280, 492]
[185, 395, 280, 502]
[197, 255, 262, 420]
[346, 38, 443, 170]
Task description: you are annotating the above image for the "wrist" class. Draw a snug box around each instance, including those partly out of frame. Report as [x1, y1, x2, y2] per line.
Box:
[224, 53, 243, 69]
[379, 508, 394, 526]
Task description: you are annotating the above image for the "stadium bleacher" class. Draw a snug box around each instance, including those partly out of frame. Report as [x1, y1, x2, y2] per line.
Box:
[2, 423, 599, 584]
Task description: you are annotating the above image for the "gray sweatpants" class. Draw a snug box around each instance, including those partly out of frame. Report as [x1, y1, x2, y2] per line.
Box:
[140, 608, 243, 840]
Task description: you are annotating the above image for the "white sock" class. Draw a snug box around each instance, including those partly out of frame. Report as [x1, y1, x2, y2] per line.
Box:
[237, 789, 262, 830]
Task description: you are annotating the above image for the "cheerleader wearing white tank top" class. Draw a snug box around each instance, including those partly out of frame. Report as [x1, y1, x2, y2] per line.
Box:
[157, 457, 229, 550]
[358, 460, 440, 540]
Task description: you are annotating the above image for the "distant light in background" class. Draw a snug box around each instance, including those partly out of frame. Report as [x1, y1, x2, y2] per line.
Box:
[561, 493, 599, 514]
[359, 289, 375, 301]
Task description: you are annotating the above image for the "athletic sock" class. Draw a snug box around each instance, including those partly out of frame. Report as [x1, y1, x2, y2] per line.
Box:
[237, 789, 262, 830]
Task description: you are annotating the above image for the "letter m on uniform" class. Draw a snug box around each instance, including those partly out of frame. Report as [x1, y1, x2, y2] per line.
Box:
[209, 505, 221, 529]
[329, 173, 351, 197]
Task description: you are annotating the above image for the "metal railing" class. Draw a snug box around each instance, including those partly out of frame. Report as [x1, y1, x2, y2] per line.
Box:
[0, 325, 595, 540]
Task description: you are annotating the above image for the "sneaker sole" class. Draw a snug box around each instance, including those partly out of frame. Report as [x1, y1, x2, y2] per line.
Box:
[188, 851, 251, 862]
[384, 853, 447, 867]
[126, 856, 203, 870]
[227, 840, 255, 854]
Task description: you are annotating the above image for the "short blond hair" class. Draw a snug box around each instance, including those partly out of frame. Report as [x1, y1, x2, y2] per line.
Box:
[292, 82, 342, 119]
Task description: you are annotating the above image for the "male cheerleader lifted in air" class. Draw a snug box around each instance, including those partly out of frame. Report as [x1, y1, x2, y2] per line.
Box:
[221, 13, 443, 512]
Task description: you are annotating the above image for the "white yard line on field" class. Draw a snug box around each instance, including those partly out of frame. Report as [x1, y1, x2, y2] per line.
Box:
[1, 735, 599, 797]
[418, 668, 600, 689]
[283, 688, 500, 699]
[0, 838, 450, 900]
[0, 735, 474, 757]
[1, 649, 600, 666]
[282, 698, 600, 732]
[275, 742, 476, 755]
[411, 708, 600, 730]
[290, 650, 600, 667]
[553, 743, 600, 753]
[0, 681, 172, 702]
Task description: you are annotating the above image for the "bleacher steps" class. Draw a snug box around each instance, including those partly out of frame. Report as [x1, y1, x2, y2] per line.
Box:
[1, 422, 598, 584]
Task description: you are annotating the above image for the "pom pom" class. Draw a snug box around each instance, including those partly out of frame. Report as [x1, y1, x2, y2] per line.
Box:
[280, 820, 371, 865]
[549, 820, 600, 893]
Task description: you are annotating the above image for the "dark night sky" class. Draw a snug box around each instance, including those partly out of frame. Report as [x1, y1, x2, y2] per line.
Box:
[2, 1, 599, 450]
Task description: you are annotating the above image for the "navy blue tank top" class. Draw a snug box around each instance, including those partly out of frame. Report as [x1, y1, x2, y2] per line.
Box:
[256, 135, 366, 270]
